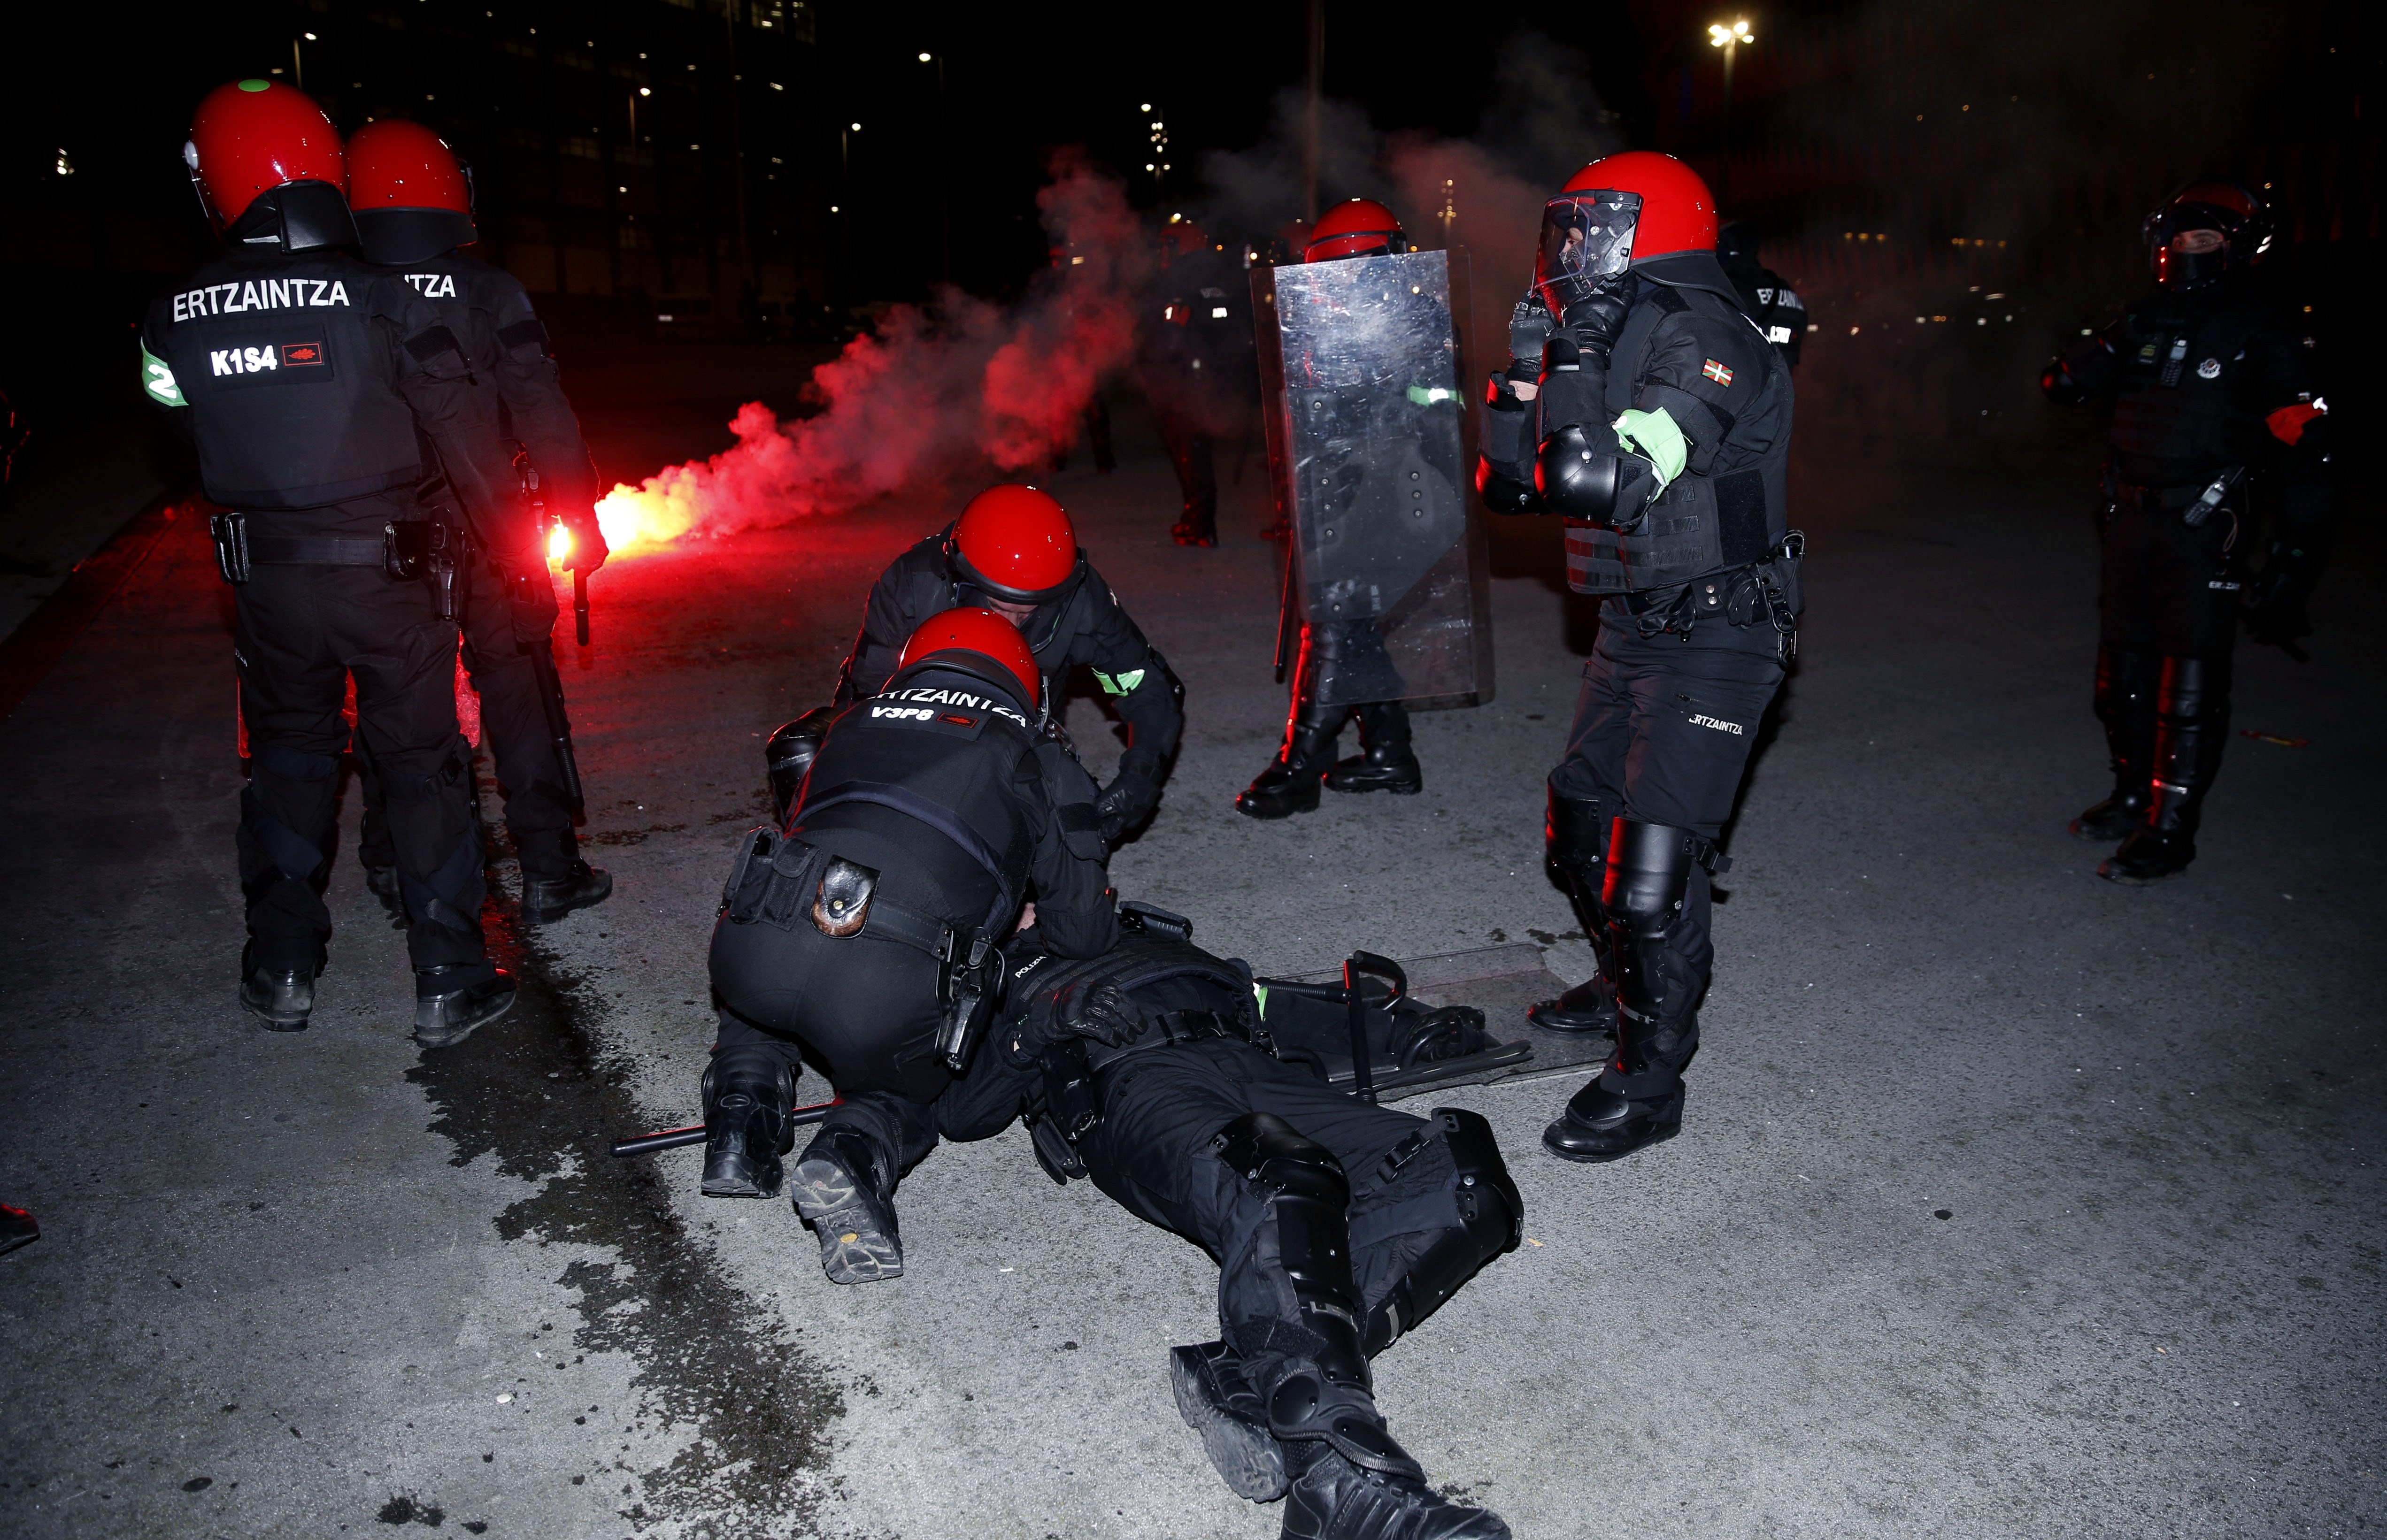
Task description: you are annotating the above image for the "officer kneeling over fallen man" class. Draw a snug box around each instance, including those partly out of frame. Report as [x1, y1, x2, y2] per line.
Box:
[705, 606, 1119, 1283]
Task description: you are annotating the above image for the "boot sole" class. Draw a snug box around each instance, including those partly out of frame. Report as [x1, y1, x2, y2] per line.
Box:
[1169, 1347, 1287, 1502]
[790, 1158, 902, 1284]
[2097, 861, 2191, 887]
[1234, 791, 1321, 820]
[1323, 778, 1422, 796]
[241, 1002, 312, 1032]
[412, 985, 517, 1050]
[1524, 1002, 1615, 1035]
[701, 1152, 784, 1199]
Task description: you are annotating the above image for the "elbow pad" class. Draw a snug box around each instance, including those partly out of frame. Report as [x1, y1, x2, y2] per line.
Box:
[1535, 423, 1624, 522]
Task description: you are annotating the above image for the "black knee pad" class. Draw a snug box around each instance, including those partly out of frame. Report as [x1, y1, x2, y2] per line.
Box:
[1600, 819, 1694, 941]
[1432, 1108, 1522, 1256]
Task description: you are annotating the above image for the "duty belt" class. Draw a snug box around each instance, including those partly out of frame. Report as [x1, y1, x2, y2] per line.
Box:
[245, 534, 387, 567]
[1080, 1006, 1247, 1074]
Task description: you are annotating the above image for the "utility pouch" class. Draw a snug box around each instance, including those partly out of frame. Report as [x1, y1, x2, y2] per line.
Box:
[1030, 1112, 1088, 1185]
[809, 856, 878, 937]
[934, 930, 1001, 1073]
[1038, 1035, 1101, 1144]
[208, 513, 251, 584]
[721, 827, 818, 929]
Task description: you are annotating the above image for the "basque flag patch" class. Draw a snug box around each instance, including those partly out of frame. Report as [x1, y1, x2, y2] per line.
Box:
[1702, 358, 1734, 386]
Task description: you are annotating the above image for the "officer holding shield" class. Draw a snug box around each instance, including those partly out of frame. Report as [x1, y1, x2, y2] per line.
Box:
[1477, 151, 1799, 1162]
[1237, 199, 1493, 820]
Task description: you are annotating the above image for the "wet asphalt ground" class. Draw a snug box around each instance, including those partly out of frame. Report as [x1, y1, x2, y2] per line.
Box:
[1, 351, 2382, 1539]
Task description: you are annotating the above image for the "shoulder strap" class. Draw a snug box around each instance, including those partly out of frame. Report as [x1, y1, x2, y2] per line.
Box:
[796, 778, 1016, 929]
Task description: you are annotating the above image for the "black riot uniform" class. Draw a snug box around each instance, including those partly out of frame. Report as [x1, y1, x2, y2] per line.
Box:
[142, 192, 528, 1044]
[1478, 153, 1799, 1163]
[1141, 234, 1258, 548]
[899, 912, 1516, 1538]
[828, 536, 1183, 843]
[1717, 221, 1808, 368]
[2043, 179, 2333, 884]
[351, 249, 611, 925]
[705, 648, 1117, 1284]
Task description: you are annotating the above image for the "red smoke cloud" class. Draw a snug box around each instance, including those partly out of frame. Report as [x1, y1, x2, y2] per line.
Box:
[595, 160, 1150, 553]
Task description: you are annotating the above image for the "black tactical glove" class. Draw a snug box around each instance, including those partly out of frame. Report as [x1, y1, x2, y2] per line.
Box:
[1557, 273, 1636, 365]
[1052, 980, 1144, 1049]
[2243, 536, 2323, 651]
[1095, 770, 1161, 843]
[1507, 295, 1554, 375]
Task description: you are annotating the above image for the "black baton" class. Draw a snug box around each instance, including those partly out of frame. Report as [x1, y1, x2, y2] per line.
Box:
[609, 1096, 843, 1159]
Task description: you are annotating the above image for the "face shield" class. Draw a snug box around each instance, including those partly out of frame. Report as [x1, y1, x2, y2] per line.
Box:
[1535, 190, 1641, 317]
[2146, 209, 2230, 292]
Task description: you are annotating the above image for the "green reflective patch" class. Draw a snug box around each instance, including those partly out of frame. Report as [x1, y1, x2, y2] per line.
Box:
[1253, 982, 1270, 1019]
[1404, 384, 1455, 406]
[1614, 406, 1688, 489]
[1112, 668, 1146, 693]
[140, 344, 185, 408]
[238, 79, 272, 92]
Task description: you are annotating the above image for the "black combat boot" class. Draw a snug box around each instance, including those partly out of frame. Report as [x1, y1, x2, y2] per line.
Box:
[2072, 646, 2158, 841]
[1545, 820, 1700, 1162]
[1527, 790, 1618, 1034]
[1170, 1341, 1286, 1502]
[1172, 515, 1219, 548]
[2101, 655, 2228, 885]
[1237, 703, 1346, 820]
[413, 965, 517, 1049]
[789, 1127, 903, 1284]
[700, 1050, 798, 1198]
[0, 1204, 36, 1257]
[1324, 702, 1422, 796]
[1278, 1439, 1511, 1539]
[522, 859, 613, 924]
[239, 947, 318, 1032]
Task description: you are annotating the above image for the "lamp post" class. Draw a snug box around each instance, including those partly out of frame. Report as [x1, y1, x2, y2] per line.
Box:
[919, 53, 948, 283]
[1706, 18, 1753, 208]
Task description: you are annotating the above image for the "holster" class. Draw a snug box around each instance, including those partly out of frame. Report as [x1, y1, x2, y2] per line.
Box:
[384, 519, 469, 622]
[933, 929, 1001, 1074]
[208, 512, 251, 584]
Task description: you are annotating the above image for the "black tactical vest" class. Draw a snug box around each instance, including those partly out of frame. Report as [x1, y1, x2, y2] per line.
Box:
[2107, 294, 2280, 487]
[790, 662, 1048, 930]
[143, 251, 423, 510]
[1563, 277, 1795, 597]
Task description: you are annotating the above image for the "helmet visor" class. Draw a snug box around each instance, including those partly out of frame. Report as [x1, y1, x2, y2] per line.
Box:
[2146, 207, 2231, 289]
[1536, 191, 1641, 315]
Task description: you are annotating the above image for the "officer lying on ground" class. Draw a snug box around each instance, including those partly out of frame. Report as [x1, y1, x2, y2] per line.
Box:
[705, 608, 1117, 1282]
[886, 906, 1519, 1540]
[793, 484, 1182, 847]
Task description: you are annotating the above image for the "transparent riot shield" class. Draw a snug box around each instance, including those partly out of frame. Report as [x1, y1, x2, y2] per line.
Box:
[1252, 248, 1493, 709]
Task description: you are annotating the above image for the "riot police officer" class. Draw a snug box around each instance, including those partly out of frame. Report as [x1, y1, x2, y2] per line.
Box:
[1717, 221, 1807, 368]
[918, 910, 1517, 1538]
[1236, 199, 1447, 819]
[1476, 152, 1800, 1161]
[141, 80, 527, 1045]
[817, 484, 1182, 845]
[2042, 179, 2333, 884]
[1142, 219, 1257, 548]
[343, 119, 613, 926]
[706, 609, 1116, 1284]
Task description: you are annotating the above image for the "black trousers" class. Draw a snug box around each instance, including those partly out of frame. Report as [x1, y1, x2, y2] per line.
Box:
[710, 921, 951, 1105]
[360, 552, 581, 880]
[232, 562, 487, 975]
[1156, 413, 1217, 532]
[1078, 1040, 1461, 1380]
[2098, 497, 2242, 660]
[1548, 614, 1785, 1015]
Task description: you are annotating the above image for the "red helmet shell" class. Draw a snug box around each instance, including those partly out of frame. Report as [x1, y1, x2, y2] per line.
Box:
[898, 607, 1042, 708]
[346, 119, 477, 262]
[947, 485, 1080, 604]
[347, 120, 471, 215]
[1559, 152, 1717, 260]
[1304, 199, 1404, 263]
[185, 79, 345, 227]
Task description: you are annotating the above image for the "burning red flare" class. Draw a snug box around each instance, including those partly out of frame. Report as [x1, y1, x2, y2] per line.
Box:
[547, 522, 573, 564]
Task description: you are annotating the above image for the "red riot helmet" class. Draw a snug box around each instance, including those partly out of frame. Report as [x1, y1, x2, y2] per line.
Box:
[184, 79, 354, 252]
[346, 119, 477, 265]
[2143, 178, 2272, 293]
[944, 485, 1084, 605]
[1535, 151, 1717, 317]
[898, 607, 1043, 709]
[1303, 199, 1404, 263]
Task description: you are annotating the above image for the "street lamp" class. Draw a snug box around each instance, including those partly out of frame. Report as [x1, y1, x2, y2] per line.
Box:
[1706, 18, 1754, 207]
[919, 53, 948, 281]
